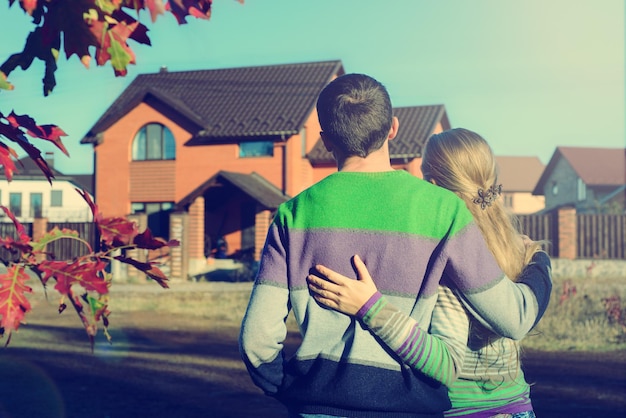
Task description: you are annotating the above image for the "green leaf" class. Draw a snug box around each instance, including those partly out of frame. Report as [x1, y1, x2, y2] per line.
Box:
[30, 227, 81, 253]
[0, 71, 14, 91]
[107, 35, 134, 75]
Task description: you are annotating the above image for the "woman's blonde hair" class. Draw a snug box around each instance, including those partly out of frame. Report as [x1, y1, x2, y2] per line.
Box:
[421, 128, 542, 280]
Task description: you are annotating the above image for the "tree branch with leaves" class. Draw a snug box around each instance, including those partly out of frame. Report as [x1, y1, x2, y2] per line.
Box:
[0, 0, 238, 347]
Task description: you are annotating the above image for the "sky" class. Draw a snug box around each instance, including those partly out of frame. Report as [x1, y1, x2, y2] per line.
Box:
[0, 0, 624, 175]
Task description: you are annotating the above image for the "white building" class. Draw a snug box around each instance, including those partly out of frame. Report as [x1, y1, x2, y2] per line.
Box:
[0, 155, 93, 223]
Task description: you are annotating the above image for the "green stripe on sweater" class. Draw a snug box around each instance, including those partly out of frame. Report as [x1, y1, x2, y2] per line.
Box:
[278, 171, 473, 238]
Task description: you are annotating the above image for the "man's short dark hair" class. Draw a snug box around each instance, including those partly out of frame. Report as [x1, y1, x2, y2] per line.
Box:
[316, 73, 393, 158]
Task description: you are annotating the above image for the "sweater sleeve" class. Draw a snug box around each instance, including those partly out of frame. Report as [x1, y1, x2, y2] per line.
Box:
[358, 287, 468, 387]
[239, 222, 290, 396]
[442, 210, 553, 340]
[452, 250, 553, 340]
[516, 251, 553, 328]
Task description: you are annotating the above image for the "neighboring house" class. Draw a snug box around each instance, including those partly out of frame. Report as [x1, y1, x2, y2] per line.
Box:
[533, 147, 626, 213]
[495, 156, 545, 214]
[0, 154, 94, 222]
[80, 60, 450, 273]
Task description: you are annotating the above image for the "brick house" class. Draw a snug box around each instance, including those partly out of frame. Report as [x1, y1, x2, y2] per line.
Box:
[81, 60, 450, 277]
[532, 147, 626, 214]
[495, 156, 545, 214]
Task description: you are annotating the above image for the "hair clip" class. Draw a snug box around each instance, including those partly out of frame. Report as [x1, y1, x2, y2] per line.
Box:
[473, 184, 502, 210]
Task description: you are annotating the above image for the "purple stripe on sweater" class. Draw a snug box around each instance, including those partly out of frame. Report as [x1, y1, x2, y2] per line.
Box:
[441, 225, 505, 292]
[257, 222, 505, 297]
[283, 229, 443, 296]
[356, 291, 382, 319]
[397, 325, 422, 360]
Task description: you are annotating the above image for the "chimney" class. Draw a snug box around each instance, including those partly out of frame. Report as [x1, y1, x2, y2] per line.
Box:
[45, 151, 54, 169]
[159, 66, 168, 73]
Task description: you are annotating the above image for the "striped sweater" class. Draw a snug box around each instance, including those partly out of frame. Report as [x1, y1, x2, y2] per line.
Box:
[357, 251, 552, 417]
[239, 170, 552, 418]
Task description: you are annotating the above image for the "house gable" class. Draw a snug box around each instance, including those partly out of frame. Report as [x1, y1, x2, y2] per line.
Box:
[534, 147, 626, 195]
[533, 146, 626, 212]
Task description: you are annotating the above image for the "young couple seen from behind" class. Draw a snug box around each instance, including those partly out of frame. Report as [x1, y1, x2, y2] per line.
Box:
[240, 73, 551, 418]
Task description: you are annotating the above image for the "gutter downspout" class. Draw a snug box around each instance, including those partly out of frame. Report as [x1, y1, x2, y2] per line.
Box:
[277, 134, 287, 195]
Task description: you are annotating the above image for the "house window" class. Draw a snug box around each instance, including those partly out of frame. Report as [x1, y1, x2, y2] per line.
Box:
[239, 141, 274, 157]
[551, 182, 558, 196]
[131, 201, 174, 239]
[132, 123, 176, 161]
[577, 178, 586, 201]
[51, 190, 63, 207]
[30, 193, 43, 218]
[9, 193, 22, 217]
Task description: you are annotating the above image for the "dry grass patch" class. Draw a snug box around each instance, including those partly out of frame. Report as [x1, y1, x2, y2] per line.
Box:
[523, 275, 626, 351]
[105, 275, 626, 352]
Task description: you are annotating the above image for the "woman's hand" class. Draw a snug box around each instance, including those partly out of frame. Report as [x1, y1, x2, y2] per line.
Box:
[520, 234, 533, 248]
[307, 255, 379, 316]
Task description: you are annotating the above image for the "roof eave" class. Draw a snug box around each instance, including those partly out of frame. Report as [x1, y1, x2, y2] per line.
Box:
[184, 130, 299, 146]
[80, 88, 206, 143]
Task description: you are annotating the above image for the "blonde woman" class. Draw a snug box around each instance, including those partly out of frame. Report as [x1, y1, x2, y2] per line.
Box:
[307, 128, 551, 418]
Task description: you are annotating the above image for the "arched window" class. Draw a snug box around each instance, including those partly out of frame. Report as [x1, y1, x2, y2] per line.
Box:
[132, 123, 176, 161]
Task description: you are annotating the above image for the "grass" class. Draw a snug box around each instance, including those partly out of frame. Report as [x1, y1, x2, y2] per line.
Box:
[104, 273, 626, 353]
[107, 282, 255, 328]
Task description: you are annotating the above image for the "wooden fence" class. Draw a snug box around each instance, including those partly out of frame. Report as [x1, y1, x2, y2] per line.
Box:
[576, 214, 625, 259]
[0, 222, 33, 263]
[518, 212, 626, 260]
[518, 213, 558, 256]
[0, 222, 97, 263]
[0, 210, 624, 269]
[46, 222, 98, 260]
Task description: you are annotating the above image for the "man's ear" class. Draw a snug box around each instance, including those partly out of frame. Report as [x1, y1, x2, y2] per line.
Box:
[388, 116, 399, 141]
[320, 131, 333, 152]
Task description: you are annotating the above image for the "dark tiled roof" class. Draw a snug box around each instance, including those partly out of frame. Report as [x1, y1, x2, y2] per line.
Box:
[176, 171, 288, 210]
[533, 146, 626, 194]
[0, 156, 58, 177]
[307, 105, 449, 164]
[71, 174, 95, 195]
[495, 156, 544, 192]
[81, 61, 345, 144]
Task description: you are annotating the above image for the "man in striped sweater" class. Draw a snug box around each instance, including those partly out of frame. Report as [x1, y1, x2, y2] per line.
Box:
[239, 74, 552, 418]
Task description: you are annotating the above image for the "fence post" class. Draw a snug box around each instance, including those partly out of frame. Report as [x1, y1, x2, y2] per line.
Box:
[254, 208, 272, 261]
[557, 206, 577, 259]
[186, 196, 205, 276]
[125, 213, 148, 282]
[32, 217, 48, 262]
[168, 212, 188, 282]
